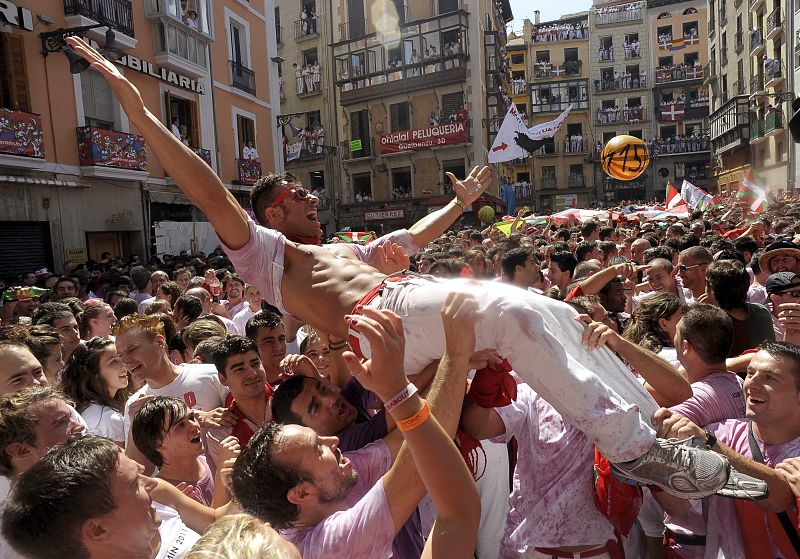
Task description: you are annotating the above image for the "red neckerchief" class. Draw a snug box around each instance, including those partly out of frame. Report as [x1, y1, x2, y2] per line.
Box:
[225, 383, 274, 446]
[285, 233, 322, 245]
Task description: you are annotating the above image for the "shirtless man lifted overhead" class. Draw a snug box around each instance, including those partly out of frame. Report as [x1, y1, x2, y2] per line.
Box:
[69, 36, 765, 500]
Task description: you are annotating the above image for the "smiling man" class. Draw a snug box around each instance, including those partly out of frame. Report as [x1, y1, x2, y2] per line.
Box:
[206, 335, 273, 466]
[655, 341, 800, 557]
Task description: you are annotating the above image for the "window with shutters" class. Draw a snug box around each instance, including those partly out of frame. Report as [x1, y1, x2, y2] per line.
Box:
[0, 35, 30, 112]
[441, 92, 464, 122]
[81, 70, 115, 129]
[349, 109, 370, 156]
[389, 102, 410, 132]
[236, 115, 255, 158]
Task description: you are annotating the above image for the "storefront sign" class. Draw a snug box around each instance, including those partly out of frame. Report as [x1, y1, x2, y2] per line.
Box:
[65, 248, 86, 263]
[0, 1, 33, 31]
[77, 127, 147, 170]
[365, 209, 405, 221]
[379, 122, 468, 154]
[553, 194, 578, 208]
[115, 55, 206, 94]
[0, 109, 44, 158]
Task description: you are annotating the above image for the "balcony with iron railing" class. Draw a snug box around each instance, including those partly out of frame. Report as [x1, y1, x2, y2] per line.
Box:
[735, 31, 743, 54]
[230, 61, 256, 95]
[145, 0, 211, 37]
[765, 110, 784, 135]
[594, 73, 648, 93]
[333, 9, 469, 105]
[531, 140, 559, 156]
[750, 118, 765, 142]
[750, 72, 765, 95]
[596, 105, 646, 124]
[765, 60, 783, 87]
[766, 6, 783, 40]
[77, 126, 146, 171]
[594, 2, 643, 25]
[541, 176, 557, 189]
[64, 0, 135, 38]
[568, 174, 586, 187]
[649, 135, 710, 155]
[750, 28, 765, 56]
[0, 109, 44, 161]
[294, 18, 319, 40]
[703, 61, 716, 84]
[285, 143, 336, 163]
[655, 64, 703, 85]
[236, 159, 262, 185]
[340, 137, 374, 161]
[533, 61, 582, 79]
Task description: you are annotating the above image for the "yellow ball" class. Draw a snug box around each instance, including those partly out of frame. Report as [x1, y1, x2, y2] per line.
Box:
[477, 205, 495, 224]
[601, 135, 650, 181]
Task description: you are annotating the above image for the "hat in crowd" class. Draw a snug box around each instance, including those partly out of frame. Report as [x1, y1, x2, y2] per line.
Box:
[758, 241, 800, 275]
[34, 268, 52, 278]
[766, 271, 800, 295]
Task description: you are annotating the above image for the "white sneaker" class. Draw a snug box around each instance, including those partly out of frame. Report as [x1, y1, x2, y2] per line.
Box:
[611, 437, 729, 498]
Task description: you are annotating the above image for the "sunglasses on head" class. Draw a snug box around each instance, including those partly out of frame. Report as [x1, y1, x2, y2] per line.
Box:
[270, 184, 310, 208]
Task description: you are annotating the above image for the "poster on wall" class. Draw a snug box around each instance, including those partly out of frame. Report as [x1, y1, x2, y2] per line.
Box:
[78, 127, 146, 170]
[0, 109, 44, 158]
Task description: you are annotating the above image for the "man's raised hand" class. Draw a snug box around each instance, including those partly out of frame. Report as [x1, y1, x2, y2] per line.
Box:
[66, 37, 147, 117]
[342, 308, 407, 401]
[447, 166, 492, 206]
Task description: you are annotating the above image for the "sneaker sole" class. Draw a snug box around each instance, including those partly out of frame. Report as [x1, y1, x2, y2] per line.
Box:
[610, 462, 729, 499]
[715, 469, 769, 501]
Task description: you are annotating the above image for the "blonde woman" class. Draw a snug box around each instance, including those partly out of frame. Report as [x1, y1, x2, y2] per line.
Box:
[180, 514, 300, 559]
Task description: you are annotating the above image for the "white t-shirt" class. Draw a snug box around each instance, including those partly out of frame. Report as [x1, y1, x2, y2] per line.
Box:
[137, 296, 157, 313]
[152, 503, 200, 559]
[81, 403, 125, 443]
[123, 364, 228, 437]
[232, 306, 256, 336]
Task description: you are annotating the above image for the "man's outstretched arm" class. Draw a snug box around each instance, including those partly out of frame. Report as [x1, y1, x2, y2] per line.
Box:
[407, 166, 493, 247]
[68, 37, 250, 250]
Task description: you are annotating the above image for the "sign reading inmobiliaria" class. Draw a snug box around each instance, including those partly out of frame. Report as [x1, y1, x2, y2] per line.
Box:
[379, 122, 468, 154]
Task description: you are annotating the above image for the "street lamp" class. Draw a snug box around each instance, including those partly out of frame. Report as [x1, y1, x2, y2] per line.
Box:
[40, 25, 122, 74]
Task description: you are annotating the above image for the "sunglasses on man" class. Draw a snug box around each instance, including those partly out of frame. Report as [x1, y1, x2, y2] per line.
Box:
[269, 185, 310, 208]
[677, 263, 703, 273]
[775, 289, 800, 298]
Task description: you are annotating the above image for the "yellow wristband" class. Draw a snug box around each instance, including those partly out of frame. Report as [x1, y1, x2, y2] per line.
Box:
[396, 400, 430, 431]
[453, 197, 467, 212]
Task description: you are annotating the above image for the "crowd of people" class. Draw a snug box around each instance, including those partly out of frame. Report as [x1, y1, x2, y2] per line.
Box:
[596, 104, 645, 124]
[530, 21, 589, 43]
[594, 1, 644, 25]
[2, 34, 800, 559]
[598, 69, 648, 92]
[293, 60, 321, 95]
[648, 134, 710, 155]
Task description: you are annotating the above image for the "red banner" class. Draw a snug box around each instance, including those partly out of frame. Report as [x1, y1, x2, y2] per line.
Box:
[379, 121, 468, 154]
[78, 127, 146, 170]
[0, 109, 44, 158]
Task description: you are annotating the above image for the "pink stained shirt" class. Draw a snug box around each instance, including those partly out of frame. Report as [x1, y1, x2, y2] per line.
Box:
[703, 419, 800, 559]
[664, 372, 746, 559]
[491, 383, 615, 557]
[220, 215, 421, 321]
[282, 440, 397, 558]
[669, 372, 746, 428]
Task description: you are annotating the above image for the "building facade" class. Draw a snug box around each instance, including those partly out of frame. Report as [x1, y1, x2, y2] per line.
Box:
[525, 11, 594, 211]
[589, 0, 653, 202]
[0, 0, 277, 275]
[274, 0, 339, 235]
[322, 0, 512, 233]
[647, 0, 711, 197]
[708, 0, 790, 194]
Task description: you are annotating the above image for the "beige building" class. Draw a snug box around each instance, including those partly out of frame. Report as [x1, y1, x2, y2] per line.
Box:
[647, 0, 711, 196]
[708, 0, 789, 193]
[524, 12, 595, 210]
[589, 0, 653, 202]
[274, 0, 339, 235]
[0, 0, 277, 273]
[325, 0, 513, 232]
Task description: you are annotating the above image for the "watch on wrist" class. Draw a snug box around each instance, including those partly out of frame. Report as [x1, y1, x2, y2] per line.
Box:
[453, 197, 467, 211]
[703, 429, 717, 448]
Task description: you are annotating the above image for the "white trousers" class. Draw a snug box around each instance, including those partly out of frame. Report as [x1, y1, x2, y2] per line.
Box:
[351, 277, 657, 462]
